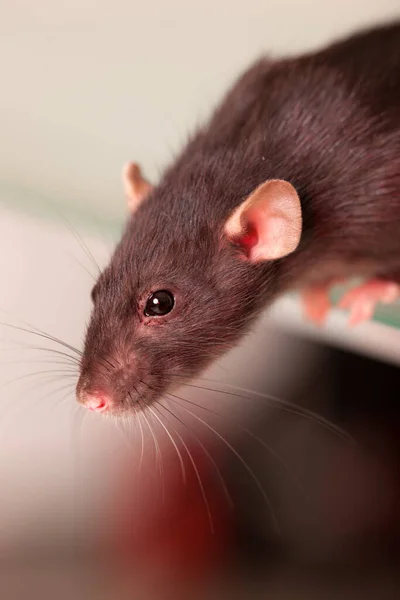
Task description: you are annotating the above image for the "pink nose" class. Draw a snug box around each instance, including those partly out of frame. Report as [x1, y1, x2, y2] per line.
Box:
[84, 394, 109, 413]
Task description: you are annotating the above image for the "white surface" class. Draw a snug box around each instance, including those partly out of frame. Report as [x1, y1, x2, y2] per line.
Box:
[268, 296, 400, 367]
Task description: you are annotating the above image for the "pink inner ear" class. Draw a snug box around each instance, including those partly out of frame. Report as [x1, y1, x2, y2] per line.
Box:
[232, 224, 259, 257]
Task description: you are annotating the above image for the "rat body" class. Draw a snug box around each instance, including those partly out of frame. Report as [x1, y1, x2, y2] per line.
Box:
[77, 22, 400, 414]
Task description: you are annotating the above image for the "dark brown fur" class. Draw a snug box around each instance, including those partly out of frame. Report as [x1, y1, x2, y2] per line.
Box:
[77, 22, 400, 413]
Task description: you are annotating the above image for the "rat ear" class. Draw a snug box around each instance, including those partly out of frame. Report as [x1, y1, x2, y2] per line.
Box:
[122, 162, 153, 212]
[224, 179, 302, 262]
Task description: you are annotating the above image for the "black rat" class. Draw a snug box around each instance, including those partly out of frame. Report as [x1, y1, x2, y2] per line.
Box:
[77, 21, 400, 414]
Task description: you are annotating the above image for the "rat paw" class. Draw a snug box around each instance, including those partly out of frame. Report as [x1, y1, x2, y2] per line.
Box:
[301, 278, 345, 325]
[338, 279, 400, 326]
[301, 284, 332, 325]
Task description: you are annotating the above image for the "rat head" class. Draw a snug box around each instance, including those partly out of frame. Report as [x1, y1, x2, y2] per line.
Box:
[76, 162, 302, 415]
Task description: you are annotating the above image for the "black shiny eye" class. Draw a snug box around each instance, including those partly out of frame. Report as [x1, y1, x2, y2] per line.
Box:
[144, 290, 175, 317]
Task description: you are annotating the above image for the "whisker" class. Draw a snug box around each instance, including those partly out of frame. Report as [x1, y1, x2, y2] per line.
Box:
[166, 391, 280, 533]
[48, 384, 76, 414]
[73, 256, 97, 282]
[108, 413, 149, 475]
[71, 403, 88, 554]
[0, 309, 84, 357]
[1, 379, 76, 412]
[0, 321, 82, 358]
[0, 357, 79, 370]
[0, 380, 76, 440]
[144, 399, 214, 533]
[136, 397, 163, 479]
[155, 398, 234, 510]
[135, 406, 145, 472]
[0, 369, 77, 395]
[174, 378, 352, 443]
[137, 397, 165, 503]
[139, 380, 232, 509]
[114, 417, 136, 452]
[56, 212, 102, 275]
[0, 374, 76, 429]
[0, 343, 81, 365]
[71, 405, 87, 460]
[167, 386, 309, 502]
[115, 410, 142, 456]
[141, 395, 186, 484]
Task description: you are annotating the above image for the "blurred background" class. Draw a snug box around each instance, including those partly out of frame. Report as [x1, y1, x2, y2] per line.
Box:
[1, 1, 400, 598]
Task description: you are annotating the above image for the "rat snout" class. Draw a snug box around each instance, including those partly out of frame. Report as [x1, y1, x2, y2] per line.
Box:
[76, 380, 112, 413]
[79, 391, 110, 413]
[76, 349, 139, 414]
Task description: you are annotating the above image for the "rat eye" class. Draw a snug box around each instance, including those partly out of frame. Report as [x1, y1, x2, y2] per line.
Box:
[144, 290, 175, 317]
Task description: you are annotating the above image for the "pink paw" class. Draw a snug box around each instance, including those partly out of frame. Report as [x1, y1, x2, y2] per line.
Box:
[302, 284, 332, 326]
[301, 279, 399, 327]
[338, 279, 400, 326]
[301, 278, 344, 325]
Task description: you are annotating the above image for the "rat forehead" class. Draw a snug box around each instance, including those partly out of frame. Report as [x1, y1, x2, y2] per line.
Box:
[116, 203, 219, 265]
[93, 229, 217, 298]
[129, 172, 227, 235]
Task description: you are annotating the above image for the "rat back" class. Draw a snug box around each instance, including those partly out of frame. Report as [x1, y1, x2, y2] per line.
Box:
[190, 21, 400, 289]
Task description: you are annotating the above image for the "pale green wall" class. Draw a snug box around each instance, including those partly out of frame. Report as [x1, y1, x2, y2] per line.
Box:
[1, 0, 399, 226]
